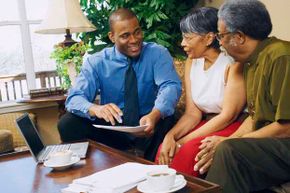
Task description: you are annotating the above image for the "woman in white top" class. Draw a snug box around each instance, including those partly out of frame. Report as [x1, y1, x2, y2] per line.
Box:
[155, 7, 246, 177]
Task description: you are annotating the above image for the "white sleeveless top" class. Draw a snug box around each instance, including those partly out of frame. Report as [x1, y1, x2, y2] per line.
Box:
[190, 53, 232, 113]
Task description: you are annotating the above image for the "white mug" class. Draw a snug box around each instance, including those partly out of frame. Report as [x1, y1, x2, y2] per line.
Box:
[48, 150, 73, 165]
[146, 168, 176, 191]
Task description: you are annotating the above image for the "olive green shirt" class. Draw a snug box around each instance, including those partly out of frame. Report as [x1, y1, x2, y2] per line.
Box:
[244, 37, 290, 130]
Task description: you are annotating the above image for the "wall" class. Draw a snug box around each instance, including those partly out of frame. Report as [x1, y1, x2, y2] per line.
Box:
[262, 0, 290, 41]
[200, 0, 290, 41]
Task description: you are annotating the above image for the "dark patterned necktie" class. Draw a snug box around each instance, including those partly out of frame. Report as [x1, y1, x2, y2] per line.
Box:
[123, 58, 140, 126]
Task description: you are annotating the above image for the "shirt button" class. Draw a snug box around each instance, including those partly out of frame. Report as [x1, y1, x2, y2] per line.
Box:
[246, 62, 251, 66]
[249, 102, 253, 108]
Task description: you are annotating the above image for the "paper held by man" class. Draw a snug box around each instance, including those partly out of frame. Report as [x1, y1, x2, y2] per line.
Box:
[93, 124, 148, 133]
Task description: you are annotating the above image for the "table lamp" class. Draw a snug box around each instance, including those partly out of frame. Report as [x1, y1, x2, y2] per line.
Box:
[35, 0, 96, 46]
[34, 0, 96, 87]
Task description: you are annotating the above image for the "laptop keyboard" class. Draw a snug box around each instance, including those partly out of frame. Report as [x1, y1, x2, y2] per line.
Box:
[41, 144, 71, 161]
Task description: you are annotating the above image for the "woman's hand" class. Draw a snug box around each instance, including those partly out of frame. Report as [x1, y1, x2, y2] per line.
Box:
[158, 134, 180, 165]
[194, 136, 227, 174]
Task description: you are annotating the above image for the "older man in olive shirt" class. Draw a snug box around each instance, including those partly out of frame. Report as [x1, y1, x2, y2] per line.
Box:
[192, 1, 290, 193]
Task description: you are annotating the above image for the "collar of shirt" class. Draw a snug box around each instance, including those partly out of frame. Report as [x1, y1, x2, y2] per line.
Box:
[246, 37, 277, 66]
[112, 42, 146, 65]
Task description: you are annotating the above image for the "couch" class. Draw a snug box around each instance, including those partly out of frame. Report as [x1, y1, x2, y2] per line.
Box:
[174, 59, 186, 118]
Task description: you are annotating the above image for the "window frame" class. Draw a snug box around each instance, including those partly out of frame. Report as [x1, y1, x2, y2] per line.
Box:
[0, 0, 43, 90]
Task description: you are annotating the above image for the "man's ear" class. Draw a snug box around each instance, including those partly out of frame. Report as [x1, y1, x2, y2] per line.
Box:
[236, 31, 246, 44]
[108, 31, 115, 43]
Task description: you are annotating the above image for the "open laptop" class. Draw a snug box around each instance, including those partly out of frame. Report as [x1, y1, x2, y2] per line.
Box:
[16, 113, 89, 163]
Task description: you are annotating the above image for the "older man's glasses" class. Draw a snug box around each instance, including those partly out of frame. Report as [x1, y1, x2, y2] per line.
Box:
[215, 32, 234, 41]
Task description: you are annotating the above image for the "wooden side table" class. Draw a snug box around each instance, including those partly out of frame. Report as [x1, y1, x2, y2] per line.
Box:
[17, 95, 67, 117]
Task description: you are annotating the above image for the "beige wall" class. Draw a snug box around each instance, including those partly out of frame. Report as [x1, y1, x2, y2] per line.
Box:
[201, 0, 290, 41]
[262, 0, 290, 41]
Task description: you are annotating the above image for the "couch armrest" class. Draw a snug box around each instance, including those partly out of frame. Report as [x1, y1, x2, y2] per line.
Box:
[0, 130, 14, 153]
[0, 112, 36, 148]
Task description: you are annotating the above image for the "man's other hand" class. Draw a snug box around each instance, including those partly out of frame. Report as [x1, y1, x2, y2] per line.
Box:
[139, 109, 161, 136]
[194, 136, 227, 174]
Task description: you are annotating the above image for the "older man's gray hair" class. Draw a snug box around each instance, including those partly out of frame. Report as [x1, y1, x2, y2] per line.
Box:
[218, 0, 272, 40]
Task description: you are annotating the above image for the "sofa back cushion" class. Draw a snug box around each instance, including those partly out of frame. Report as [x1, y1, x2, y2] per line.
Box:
[174, 59, 186, 118]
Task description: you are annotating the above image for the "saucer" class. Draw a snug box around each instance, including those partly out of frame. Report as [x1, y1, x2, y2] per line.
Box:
[137, 175, 187, 193]
[44, 156, 80, 170]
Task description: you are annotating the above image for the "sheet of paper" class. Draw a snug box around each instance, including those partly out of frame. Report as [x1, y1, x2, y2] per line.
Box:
[93, 124, 148, 133]
[61, 162, 169, 193]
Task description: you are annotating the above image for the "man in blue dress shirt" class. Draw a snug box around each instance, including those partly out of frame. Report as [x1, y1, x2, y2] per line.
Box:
[58, 8, 181, 161]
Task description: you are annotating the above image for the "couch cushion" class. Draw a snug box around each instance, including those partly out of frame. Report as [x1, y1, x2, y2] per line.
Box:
[0, 129, 14, 153]
[0, 112, 36, 148]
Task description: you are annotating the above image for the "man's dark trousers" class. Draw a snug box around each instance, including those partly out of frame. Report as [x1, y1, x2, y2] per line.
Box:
[206, 138, 290, 193]
[58, 112, 175, 161]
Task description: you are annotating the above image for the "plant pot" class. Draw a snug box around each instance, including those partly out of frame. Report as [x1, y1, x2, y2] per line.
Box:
[67, 62, 77, 87]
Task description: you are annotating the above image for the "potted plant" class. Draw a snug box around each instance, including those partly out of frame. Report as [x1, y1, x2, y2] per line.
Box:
[50, 42, 89, 89]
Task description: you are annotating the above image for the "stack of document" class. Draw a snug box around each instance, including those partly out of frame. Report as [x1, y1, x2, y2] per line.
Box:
[61, 162, 168, 193]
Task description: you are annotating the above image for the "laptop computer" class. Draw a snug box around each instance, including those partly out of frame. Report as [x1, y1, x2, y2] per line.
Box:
[16, 113, 89, 163]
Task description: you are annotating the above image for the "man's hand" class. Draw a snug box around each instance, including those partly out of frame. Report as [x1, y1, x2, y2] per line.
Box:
[139, 114, 156, 136]
[194, 136, 227, 174]
[139, 109, 161, 136]
[158, 134, 181, 165]
[89, 103, 123, 125]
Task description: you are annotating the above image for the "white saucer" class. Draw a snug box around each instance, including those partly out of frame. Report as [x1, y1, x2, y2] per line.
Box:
[137, 175, 187, 193]
[44, 156, 80, 170]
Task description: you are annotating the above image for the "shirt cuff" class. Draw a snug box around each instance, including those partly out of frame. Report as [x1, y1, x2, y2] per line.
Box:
[70, 102, 96, 120]
[154, 103, 173, 118]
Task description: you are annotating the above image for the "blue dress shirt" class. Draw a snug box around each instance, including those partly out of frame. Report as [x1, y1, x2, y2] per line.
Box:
[66, 42, 182, 120]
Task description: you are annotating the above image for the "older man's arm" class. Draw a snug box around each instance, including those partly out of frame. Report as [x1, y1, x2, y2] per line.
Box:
[242, 121, 290, 138]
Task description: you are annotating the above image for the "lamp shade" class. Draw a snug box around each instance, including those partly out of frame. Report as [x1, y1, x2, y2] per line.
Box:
[35, 0, 96, 34]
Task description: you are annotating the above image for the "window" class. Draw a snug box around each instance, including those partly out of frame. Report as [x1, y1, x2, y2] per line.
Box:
[0, 0, 63, 101]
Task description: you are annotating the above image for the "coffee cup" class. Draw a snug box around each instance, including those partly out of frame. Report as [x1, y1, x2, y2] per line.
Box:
[146, 168, 176, 191]
[48, 150, 73, 165]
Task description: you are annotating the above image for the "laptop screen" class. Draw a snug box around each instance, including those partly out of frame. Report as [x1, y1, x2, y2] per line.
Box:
[16, 114, 44, 158]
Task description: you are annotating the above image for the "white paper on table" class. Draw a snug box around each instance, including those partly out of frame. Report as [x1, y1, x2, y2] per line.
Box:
[61, 183, 114, 193]
[62, 162, 168, 193]
[92, 124, 148, 133]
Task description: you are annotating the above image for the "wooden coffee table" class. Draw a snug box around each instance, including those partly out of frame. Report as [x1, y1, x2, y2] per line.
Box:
[0, 141, 221, 193]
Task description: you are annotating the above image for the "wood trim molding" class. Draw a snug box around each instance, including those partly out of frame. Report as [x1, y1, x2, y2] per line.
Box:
[0, 101, 57, 114]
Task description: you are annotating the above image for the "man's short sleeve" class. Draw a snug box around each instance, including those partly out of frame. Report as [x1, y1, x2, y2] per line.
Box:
[270, 56, 290, 121]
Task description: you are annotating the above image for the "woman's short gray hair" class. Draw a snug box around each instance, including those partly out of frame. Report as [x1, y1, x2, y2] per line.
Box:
[180, 7, 219, 49]
[218, 0, 272, 40]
